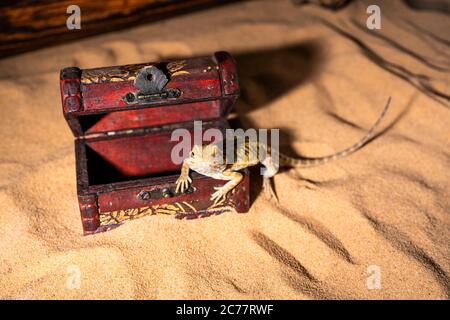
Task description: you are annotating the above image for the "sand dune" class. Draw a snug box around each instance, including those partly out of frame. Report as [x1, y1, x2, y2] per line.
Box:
[0, 0, 449, 299]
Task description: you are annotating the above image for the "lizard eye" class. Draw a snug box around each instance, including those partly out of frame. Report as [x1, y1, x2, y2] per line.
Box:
[190, 151, 195, 157]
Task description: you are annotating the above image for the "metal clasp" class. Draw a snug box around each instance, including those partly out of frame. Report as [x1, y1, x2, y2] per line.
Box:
[137, 186, 194, 201]
[123, 88, 181, 104]
[123, 65, 181, 104]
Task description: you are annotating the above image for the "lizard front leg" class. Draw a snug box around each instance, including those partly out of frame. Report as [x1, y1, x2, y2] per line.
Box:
[260, 155, 279, 201]
[175, 160, 192, 193]
[210, 171, 243, 206]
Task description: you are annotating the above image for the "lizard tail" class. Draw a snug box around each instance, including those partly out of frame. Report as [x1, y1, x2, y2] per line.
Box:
[278, 97, 391, 168]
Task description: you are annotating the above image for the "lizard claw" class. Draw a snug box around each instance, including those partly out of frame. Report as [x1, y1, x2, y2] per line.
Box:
[175, 176, 192, 194]
[210, 186, 228, 206]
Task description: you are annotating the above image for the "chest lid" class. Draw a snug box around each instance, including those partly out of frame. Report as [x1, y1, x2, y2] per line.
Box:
[60, 52, 239, 137]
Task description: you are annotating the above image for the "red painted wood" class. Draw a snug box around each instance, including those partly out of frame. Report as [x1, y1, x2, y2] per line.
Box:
[215, 51, 240, 96]
[60, 68, 83, 136]
[87, 130, 183, 178]
[78, 194, 100, 235]
[81, 74, 221, 112]
[85, 120, 225, 180]
[60, 68, 82, 114]
[98, 175, 221, 213]
[85, 100, 221, 134]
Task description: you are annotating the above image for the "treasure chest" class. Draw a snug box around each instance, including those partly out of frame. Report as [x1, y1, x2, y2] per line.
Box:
[60, 52, 249, 235]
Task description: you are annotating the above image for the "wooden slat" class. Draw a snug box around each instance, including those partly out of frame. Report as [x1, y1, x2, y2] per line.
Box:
[0, 0, 240, 58]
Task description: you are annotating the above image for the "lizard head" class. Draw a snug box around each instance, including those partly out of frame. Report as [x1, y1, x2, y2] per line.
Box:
[185, 144, 225, 169]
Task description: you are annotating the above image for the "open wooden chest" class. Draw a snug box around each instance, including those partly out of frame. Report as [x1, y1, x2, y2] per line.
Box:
[60, 52, 249, 235]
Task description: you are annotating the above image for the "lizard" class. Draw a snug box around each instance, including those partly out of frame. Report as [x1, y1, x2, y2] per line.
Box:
[175, 97, 391, 206]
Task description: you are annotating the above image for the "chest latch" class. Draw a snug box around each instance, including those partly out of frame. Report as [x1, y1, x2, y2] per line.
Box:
[123, 66, 181, 104]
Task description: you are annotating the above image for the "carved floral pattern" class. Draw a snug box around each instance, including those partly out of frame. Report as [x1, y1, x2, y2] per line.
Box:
[99, 200, 235, 226]
[81, 60, 189, 84]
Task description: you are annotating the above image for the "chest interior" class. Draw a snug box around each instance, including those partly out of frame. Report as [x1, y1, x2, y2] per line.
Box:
[81, 119, 229, 188]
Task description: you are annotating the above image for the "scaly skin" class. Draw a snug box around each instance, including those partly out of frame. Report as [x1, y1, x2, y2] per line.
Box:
[176, 98, 391, 205]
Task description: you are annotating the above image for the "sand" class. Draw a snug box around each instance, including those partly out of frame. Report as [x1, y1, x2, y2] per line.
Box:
[0, 0, 449, 299]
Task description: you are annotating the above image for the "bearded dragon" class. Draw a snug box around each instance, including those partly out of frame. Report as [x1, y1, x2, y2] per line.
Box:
[176, 98, 391, 205]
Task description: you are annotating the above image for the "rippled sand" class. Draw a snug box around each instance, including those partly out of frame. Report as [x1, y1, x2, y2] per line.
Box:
[0, 0, 448, 299]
